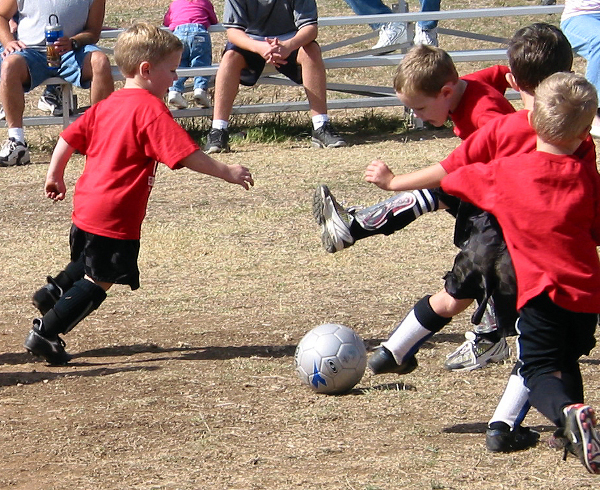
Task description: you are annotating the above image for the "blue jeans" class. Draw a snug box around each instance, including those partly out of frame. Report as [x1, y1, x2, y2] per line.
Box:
[561, 13, 600, 108]
[171, 23, 212, 93]
[344, 0, 440, 30]
[419, 0, 440, 30]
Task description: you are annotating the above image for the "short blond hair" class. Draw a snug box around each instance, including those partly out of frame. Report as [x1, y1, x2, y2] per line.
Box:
[393, 44, 459, 97]
[114, 22, 183, 77]
[531, 72, 598, 145]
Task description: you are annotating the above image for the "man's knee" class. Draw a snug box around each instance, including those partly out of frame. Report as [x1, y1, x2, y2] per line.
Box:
[88, 50, 112, 78]
[297, 41, 323, 64]
[0, 54, 29, 85]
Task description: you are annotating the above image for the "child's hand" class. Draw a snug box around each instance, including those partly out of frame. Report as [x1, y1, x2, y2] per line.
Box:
[226, 164, 254, 190]
[45, 176, 67, 201]
[365, 160, 395, 190]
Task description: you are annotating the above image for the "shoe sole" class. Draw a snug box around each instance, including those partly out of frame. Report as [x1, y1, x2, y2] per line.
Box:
[569, 406, 600, 474]
[205, 146, 229, 155]
[311, 137, 347, 149]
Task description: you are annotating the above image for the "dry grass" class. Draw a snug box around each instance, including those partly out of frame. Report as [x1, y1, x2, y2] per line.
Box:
[1, 1, 599, 489]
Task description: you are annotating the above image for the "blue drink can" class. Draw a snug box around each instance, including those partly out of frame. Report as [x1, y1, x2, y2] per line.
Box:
[45, 14, 63, 70]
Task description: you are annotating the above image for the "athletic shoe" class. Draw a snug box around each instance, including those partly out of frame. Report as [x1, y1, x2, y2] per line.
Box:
[0, 104, 4, 120]
[24, 318, 72, 366]
[32, 276, 63, 315]
[444, 331, 510, 371]
[368, 346, 418, 375]
[167, 91, 188, 109]
[563, 404, 600, 474]
[311, 122, 346, 148]
[486, 423, 540, 452]
[0, 137, 30, 166]
[38, 85, 73, 117]
[414, 25, 438, 46]
[204, 128, 230, 154]
[372, 22, 408, 52]
[193, 88, 211, 108]
[312, 184, 354, 253]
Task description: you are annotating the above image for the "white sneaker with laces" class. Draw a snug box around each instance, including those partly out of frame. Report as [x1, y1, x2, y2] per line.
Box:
[312, 185, 354, 253]
[372, 22, 408, 51]
[168, 91, 188, 109]
[193, 88, 211, 108]
[414, 25, 438, 46]
[0, 137, 30, 166]
[444, 332, 510, 371]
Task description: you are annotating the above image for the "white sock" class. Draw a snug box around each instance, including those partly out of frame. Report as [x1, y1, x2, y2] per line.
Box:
[212, 119, 228, 130]
[8, 128, 24, 143]
[488, 374, 530, 429]
[312, 114, 329, 130]
[382, 310, 432, 364]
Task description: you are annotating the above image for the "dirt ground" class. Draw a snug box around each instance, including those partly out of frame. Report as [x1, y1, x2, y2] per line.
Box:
[2, 1, 600, 489]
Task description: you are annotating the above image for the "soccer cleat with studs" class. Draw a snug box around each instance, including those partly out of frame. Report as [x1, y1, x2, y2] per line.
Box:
[312, 185, 355, 253]
[563, 404, 600, 474]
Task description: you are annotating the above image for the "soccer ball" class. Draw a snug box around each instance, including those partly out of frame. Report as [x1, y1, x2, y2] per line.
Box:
[294, 323, 367, 394]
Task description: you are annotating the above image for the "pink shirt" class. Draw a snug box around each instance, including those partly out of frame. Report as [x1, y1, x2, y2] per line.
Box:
[164, 0, 218, 30]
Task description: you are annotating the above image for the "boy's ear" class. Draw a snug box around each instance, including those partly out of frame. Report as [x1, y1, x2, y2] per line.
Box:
[139, 60, 151, 79]
[579, 125, 592, 141]
[506, 72, 520, 92]
[440, 82, 454, 99]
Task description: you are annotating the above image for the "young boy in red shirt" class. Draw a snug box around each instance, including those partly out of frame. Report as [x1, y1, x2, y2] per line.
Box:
[25, 22, 254, 366]
[314, 43, 517, 371]
[442, 71, 600, 474]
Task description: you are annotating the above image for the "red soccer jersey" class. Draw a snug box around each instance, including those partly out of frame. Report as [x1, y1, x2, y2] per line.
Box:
[440, 110, 597, 174]
[61, 89, 200, 240]
[451, 65, 514, 139]
[442, 151, 600, 313]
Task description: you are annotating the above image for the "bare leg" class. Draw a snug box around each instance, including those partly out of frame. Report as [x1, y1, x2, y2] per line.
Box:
[297, 41, 327, 116]
[212, 50, 246, 121]
[0, 54, 29, 128]
[82, 50, 114, 104]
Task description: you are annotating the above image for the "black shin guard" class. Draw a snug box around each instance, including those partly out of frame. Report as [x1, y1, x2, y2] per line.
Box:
[350, 190, 439, 240]
[54, 258, 85, 291]
[41, 279, 107, 337]
[414, 295, 452, 333]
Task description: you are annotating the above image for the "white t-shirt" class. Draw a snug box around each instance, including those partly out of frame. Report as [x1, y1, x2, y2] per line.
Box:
[16, 0, 94, 47]
[562, 0, 600, 21]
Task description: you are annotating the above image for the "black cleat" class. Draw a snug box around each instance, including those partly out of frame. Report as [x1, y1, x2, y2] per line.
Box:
[24, 319, 72, 366]
[368, 346, 418, 375]
[486, 423, 540, 452]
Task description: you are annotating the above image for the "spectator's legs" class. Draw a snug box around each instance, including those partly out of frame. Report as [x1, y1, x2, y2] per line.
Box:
[343, 0, 392, 29]
[297, 41, 327, 117]
[561, 13, 600, 134]
[418, 0, 441, 30]
[212, 49, 245, 122]
[82, 50, 114, 105]
[0, 54, 29, 129]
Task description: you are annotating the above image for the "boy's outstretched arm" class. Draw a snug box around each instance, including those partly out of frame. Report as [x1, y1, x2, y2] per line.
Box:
[46, 137, 75, 201]
[365, 160, 448, 191]
[180, 150, 254, 190]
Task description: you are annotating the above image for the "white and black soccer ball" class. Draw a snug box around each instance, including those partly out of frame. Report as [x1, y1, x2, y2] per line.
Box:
[294, 323, 367, 394]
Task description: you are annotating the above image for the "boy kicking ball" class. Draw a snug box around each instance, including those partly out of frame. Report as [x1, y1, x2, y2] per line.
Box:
[443, 72, 600, 474]
[25, 22, 253, 365]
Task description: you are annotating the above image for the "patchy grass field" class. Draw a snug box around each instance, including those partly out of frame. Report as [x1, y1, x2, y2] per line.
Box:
[2, 1, 600, 489]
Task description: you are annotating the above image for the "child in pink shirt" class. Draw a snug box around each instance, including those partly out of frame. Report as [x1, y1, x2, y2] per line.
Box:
[164, 0, 218, 109]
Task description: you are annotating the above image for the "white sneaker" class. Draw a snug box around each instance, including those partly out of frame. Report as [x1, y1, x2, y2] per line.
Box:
[444, 332, 510, 371]
[414, 25, 438, 46]
[167, 91, 188, 109]
[372, 22, 408, 51]
[193, 88, 211, 108]
[0, 137, 30, 166]
[312, 185, 354, 253]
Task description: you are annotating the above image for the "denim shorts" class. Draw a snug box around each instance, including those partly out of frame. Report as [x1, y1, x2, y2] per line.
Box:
[1, 44, 102, 92]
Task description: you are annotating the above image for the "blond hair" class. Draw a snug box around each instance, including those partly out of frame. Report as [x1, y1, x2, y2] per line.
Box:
[393, 44, 459, 97]
[114, 22, 183, 77]
[531, 72, 598, 145]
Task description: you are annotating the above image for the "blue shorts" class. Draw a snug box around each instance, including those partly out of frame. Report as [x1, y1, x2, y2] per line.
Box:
[1, 45, 102, 92]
